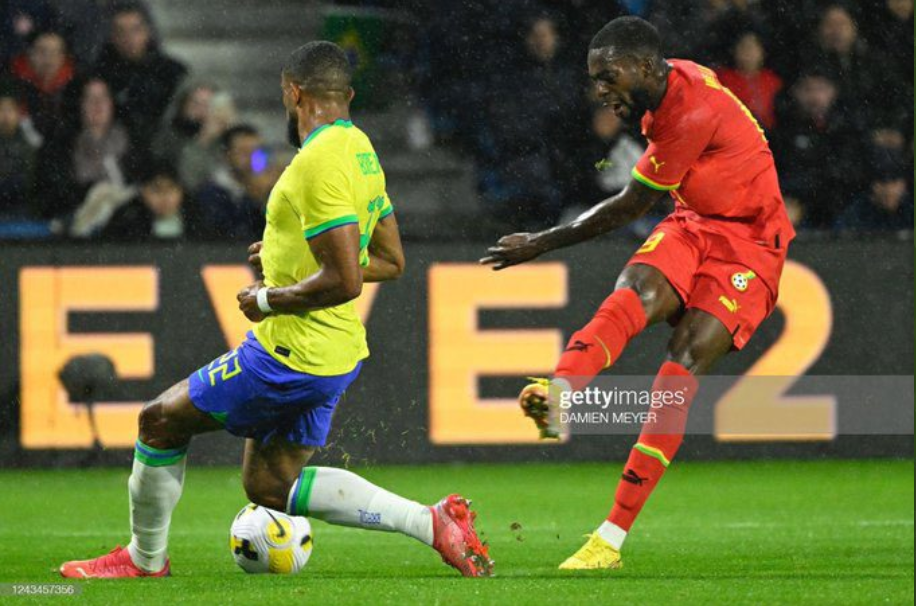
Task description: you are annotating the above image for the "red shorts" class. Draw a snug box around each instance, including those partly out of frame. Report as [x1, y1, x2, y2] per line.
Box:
[626, 212, 789, 349]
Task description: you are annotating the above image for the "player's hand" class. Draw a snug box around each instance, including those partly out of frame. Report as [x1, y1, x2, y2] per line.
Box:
[479, 233, 545, 270]
[237, 281, 266, 322]
[247, 241, 263, 274]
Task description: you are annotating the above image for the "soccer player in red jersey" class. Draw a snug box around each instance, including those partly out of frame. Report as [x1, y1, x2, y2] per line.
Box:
[481, 16, 795, 569]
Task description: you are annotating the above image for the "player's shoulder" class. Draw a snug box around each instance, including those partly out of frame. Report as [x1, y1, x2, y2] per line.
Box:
[294, 121, 375, 170]
[654, 60, 719, 130]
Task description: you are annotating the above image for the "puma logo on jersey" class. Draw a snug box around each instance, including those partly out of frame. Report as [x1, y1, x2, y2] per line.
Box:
[649, 155, 665, 173]
[718, 296, 740, 313]
[730, 270, 756, 292]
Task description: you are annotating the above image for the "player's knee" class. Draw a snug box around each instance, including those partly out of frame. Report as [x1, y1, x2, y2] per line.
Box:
[137, 400, 185, 448]
[666, 337, 710, 375]
[615, 268, 670, 321]
[243, 476, 289, 512]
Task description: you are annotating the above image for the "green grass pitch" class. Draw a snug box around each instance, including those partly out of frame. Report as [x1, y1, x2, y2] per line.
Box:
[1, 460, 912, 605]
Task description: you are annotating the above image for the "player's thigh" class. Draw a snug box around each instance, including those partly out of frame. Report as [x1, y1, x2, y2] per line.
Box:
[138, 379, 224, 449]
[666, 308, 734, 375]
[685, 257, 775, 354]
[619, 218, 702, 325]
[242, 437, 315, 510]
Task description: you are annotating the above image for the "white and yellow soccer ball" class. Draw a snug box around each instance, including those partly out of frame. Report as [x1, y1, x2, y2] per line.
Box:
[229, 504, 313, 574]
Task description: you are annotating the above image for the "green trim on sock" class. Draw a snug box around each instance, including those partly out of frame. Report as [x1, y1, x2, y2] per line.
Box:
[293, 467, 318, 516]
[634, 443, 671, 467]
[134, 439, 188, 467]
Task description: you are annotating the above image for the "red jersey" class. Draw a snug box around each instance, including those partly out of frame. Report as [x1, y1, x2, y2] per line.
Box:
[632, 60, 795, 248]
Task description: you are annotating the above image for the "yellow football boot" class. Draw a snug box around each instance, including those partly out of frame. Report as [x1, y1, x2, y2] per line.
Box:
[558, 533, 623, 570]
[518, 377, 560, 439]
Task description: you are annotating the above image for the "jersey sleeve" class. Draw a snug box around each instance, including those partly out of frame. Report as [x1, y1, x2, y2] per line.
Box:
[298, 164, 359, 240]
[632, 101, 717, 191]
[378, 192, 394, 219]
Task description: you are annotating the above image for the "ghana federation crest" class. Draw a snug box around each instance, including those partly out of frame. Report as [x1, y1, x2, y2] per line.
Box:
[730, 270, 756, 292]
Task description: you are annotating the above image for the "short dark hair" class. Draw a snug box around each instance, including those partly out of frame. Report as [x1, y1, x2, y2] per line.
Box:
[111, 0, 151, 23]
[219, 124, 259, 153]
[589, 16, 662, 59]
[282, 41, 352, 99]
[139, 162, 181, 186]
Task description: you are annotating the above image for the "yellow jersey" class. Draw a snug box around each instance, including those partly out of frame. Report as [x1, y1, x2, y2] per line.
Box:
[253, 118, 393, 375]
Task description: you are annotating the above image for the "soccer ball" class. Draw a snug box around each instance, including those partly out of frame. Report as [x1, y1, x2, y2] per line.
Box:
[229, 504, 313, 574]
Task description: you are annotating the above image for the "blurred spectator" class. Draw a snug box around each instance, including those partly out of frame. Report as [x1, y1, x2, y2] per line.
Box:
[175, 89, 238, 191]
[549, 0, 625, 63]
[194, 125, 267, 241]
[565, 104, 658, 234]
[0, 91, 38, 219]
[863, 0, 914, 155]
[72, 78, 130, 188]
[805, 4, 887, 128]
[862, 0, 913, 86]
[49, 0, 111, 70]
[1, 0, 56, 66]
[35, 77, 133, 219]
[101, 163, 193, 240]
[836, 150, 913, 232]
[715, 31, 782, 130]
[480, 15, 585, 229]
[153, 82, 215, 167]
[771, 70, 863, 229]
[93, 1, 186, 148]
[9, 29, 74, 139]
[415, 1, 503, 149]
[572, 106, 643, 201]
[649, 0, 768, 65]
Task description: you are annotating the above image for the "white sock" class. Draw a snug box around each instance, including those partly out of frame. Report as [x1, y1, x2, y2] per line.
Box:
[287, 467, 433, 546]
[597, 520, 627, 551]
[127, 440, 187, 572]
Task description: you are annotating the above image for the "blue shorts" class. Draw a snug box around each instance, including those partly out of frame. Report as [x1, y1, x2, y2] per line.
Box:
[188, 332, 362, 447]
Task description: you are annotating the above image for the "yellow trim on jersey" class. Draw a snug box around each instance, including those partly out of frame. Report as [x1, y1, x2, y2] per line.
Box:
[632, 167, 680, 191]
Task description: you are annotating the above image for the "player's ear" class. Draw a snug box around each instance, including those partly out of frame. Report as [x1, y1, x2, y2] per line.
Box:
[640, 56, 655, 79]
[347, 87, 355, 103]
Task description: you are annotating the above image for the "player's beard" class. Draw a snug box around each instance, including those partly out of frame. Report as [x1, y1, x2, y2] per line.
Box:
[286, 111, 301, 148]
[626, 87, 653, 123]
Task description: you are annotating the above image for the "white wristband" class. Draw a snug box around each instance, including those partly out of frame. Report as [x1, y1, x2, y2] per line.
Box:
[256, 287, 273, 313]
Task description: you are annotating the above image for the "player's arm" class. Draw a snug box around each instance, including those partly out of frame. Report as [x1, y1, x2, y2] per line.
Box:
[480, 181, 665, 270]
[237, 224, 363, 321]
[247, 241, 263, 276]
[481, 104, 716, 271]
[362, 213, 405, 282]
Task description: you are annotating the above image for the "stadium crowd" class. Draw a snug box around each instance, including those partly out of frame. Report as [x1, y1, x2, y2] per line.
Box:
[0, 0, 912, 240]
[0, 0, 279, 241]
[413, 0, 914, 233]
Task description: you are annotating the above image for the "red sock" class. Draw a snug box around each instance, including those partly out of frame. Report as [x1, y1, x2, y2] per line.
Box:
[554, 288, 646, 390]
[607, 361, 698, 531]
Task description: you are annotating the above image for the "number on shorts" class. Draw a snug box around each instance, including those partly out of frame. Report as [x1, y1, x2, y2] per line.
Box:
[207, 348, 242, 386]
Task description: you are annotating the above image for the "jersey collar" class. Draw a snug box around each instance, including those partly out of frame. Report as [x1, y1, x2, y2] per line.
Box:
[301, 118, 354, 149]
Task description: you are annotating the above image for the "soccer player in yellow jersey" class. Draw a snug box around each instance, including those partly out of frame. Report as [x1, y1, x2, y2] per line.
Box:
[60, 42, 492, 580]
